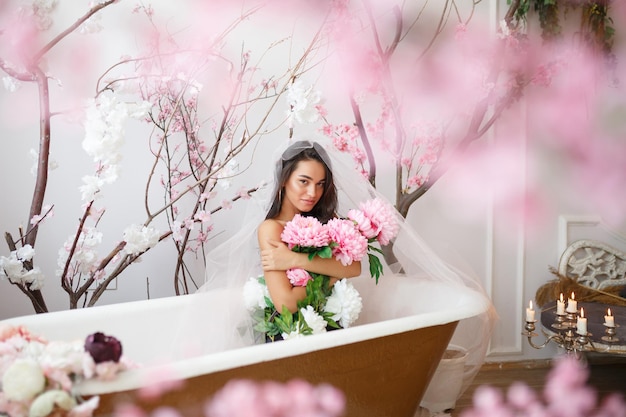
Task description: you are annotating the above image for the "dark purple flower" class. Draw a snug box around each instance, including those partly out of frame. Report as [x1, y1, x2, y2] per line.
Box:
[84, 332, 123, 363]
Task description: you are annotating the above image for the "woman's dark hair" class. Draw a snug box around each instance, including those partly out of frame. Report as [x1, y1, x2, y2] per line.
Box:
[265, 143, 338, 223]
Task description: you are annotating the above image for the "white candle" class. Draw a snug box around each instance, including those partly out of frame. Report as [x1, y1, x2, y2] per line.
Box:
[605, 308, 615, 327]
[526, 300, 536, 322]
[577, 307, 587, 335]
[556, 293, 565, 315]
[566, 292, 577, 313]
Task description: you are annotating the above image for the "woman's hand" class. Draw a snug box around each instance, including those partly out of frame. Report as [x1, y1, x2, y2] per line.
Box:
[261, 239, 295, 272]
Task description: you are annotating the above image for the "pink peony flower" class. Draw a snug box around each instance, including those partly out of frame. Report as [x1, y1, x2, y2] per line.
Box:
[346, 208, 377, 240]
[280, 215, 330, 249]
[286, 268, 313, 287]
[354, 198, 399, 245]
[326, 218, 368, 266]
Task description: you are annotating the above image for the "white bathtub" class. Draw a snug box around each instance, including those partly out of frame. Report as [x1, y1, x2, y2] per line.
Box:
[2, 275, 489, 417]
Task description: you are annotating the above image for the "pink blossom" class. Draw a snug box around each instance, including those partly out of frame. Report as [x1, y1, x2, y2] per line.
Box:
[204, 379, 345, 417]
[280, 215, 330, 249]
[326, 218, 368, 266]
[113, 403, 147, 417]
[236, 187, 251, 200]
[137, 366, 185, 401]
[194, 210, 211, 223]
[286, 268, 312, 287]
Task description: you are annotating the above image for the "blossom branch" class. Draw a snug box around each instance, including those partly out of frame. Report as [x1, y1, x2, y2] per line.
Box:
[32, 0, 119, 63]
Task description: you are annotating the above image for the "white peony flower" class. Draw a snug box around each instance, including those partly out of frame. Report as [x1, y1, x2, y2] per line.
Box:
[2, 359, 46, 401]
[122, 224, 160, 255]
[243, 277, 270, 311]
[301, 305, 327, 335]
[29, 389, 76, 417]
[323, 279, 362, 328]
[281, 331, 305, 341]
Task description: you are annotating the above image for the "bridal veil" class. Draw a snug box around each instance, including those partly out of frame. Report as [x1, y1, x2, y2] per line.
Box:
[174, 136, 495, 394]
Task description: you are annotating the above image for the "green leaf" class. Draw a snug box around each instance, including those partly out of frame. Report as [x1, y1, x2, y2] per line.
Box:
[368, 253, 383, 284]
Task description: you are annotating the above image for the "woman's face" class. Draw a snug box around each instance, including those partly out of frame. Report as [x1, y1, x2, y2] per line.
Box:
[282, 159, 326, 215]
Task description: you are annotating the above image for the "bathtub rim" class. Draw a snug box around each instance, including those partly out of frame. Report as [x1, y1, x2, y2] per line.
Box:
[75, 287, 489, 395]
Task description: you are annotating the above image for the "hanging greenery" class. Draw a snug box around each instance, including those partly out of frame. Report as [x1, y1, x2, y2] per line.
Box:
[507, 0, 615, 55]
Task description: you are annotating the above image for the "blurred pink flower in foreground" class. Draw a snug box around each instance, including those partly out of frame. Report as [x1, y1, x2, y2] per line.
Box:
[461, 356, 626, 417]
[205, 379, 345, 417]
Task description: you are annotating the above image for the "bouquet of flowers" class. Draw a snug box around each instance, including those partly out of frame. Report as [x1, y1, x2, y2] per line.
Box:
[244, 198, 399, 341]
[0, 325, 128, 417]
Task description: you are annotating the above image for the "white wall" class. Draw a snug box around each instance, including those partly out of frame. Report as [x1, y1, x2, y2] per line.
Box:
[1, 0, 625, 364]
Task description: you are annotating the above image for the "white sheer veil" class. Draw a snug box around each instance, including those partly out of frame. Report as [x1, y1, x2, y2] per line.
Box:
[174, 136, 495, 394]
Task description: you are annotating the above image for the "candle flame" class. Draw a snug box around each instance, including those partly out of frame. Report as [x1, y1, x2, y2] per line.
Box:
[580, 307, 585, 318]
[529, 300, 533, 309]
[559, 293, 564, 302]
[571, 292, 575, 300]
[608, 308, 612, 316]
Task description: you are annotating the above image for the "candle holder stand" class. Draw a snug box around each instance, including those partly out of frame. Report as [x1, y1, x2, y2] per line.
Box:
[523, 310, 620, 356]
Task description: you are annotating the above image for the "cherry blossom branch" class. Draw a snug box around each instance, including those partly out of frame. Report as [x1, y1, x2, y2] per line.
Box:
[32, 0, 119, 63]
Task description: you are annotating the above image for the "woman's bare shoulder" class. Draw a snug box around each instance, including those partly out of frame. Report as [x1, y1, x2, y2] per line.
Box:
[258, 218, 284, 236]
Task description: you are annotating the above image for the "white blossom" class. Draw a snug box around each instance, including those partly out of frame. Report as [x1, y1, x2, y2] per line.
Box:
[3, 76, 21, 92]
[16, 245, 35, 262]
[56, 227, 103, 277]
[30, 148, 58, 177]
[2, 359, 46, 401]
[301, 305, 327, 335]
[323, 279, 362, 328]
[81, 94, 151, 198]
[0, 246, 45, 290]
[243, 277, 270, 311]
[0, 254, 24, 278]
[79, 13, 103, 34]
[285, 80, 323, 127]
[21, 267, 45, 290]
[122, 224, 160, 255]
[216, 159, 239, 190]
[79, 175, 105, 202]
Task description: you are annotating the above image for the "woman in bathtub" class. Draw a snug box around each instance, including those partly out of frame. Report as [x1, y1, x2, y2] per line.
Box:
[256, 141, 362, 339]
[192, 137, 491, 369]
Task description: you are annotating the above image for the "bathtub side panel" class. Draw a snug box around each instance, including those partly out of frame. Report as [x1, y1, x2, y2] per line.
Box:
[95, 321, 458, 417]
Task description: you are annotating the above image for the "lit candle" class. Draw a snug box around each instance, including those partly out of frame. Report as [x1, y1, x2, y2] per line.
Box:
[566, 292, 577, 313]
[577, 307, 587, 335]
[556, 293, 565, 315]
[605, 308, 615, 327]
[526, 300, 536, 322]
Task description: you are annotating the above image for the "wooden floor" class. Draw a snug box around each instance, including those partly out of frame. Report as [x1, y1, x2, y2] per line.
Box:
[422, 356, 626, 417]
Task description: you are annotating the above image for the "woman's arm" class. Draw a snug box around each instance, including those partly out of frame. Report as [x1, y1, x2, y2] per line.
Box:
[260, 238, 362, 279]
[258, 220, 307, 314]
